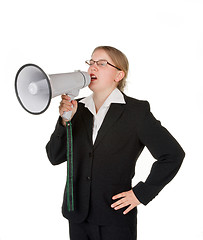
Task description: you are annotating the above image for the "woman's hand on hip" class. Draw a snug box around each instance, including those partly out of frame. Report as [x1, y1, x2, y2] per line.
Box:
[111, 190, 141, 215]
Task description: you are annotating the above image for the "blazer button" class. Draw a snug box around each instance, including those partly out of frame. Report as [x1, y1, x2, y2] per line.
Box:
[87, 176, 91, 181]
[89, 152, 92, 158]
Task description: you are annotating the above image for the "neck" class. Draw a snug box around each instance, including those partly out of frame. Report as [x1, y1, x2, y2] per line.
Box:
[93, 88, 115, 113]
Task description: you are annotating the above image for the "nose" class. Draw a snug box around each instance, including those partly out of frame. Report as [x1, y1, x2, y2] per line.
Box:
[89, 62, 98, 72]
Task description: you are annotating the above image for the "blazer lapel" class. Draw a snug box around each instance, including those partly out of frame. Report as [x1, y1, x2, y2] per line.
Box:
[93, 103, 126, 149]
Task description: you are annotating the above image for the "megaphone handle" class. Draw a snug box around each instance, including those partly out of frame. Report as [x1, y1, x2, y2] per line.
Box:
[62, 89, 80, 121]
[62, 110, 72, 121]
[62, 95, 74, 121]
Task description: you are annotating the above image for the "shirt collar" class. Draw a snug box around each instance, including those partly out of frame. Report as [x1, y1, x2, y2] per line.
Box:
[79, 88, 126, 115]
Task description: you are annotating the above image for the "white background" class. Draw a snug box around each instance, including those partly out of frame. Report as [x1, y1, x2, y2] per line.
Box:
[0, 0, 203, 239]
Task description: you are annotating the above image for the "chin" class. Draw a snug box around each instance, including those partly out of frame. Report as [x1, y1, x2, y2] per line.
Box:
[88, 83, 96, 92]
[88, 86, 94, 92]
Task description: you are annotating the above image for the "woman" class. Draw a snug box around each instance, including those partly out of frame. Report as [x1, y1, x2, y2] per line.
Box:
[46, 46, 185, 240]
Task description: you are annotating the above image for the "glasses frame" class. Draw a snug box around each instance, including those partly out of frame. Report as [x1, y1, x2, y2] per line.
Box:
[85, 59, 121, 71]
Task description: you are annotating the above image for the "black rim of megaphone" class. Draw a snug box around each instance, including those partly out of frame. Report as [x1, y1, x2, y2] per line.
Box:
[15, 63, 52, 115]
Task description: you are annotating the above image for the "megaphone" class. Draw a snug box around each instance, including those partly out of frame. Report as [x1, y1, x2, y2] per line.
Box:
[15, 63, 91, 120]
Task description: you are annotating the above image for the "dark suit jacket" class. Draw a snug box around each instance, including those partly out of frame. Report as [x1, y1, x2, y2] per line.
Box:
[46, 94, 185, 228]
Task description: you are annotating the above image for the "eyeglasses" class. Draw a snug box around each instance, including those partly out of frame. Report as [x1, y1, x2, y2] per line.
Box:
[85, 59, 121, 71]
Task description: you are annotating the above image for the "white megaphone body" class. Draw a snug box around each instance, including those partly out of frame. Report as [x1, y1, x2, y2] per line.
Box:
[15, 64, 91, 120]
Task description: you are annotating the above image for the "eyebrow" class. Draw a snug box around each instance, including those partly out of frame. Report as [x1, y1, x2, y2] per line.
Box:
[90, 58, 107, 61]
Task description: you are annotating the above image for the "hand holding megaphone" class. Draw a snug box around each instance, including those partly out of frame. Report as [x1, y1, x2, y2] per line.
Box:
[59, 95, 78, 124]
[15, 64, 90, 120]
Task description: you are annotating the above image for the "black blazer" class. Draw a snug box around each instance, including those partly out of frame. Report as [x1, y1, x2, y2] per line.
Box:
[46, 94, 185, 227]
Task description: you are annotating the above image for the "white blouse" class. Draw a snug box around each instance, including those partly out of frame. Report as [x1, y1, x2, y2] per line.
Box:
[79, 88, 126, 143]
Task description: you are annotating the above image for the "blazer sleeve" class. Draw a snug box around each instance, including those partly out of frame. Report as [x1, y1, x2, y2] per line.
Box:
[46, 117, 67, 165]
[132, 101, 185, 205]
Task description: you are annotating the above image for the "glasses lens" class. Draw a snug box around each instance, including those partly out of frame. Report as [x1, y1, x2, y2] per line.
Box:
[89, 60, 95, 65]
[85, 60, 108, 67]
[97, 60, 107, 67]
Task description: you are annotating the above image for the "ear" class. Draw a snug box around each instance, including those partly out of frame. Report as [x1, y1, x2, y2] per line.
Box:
[115, 71, 125, 83]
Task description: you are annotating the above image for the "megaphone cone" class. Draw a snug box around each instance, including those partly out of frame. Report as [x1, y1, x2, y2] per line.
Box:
[15, 63, 90, 120]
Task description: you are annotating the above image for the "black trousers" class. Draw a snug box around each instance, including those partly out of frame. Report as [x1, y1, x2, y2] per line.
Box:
[69, 220, 137, 240]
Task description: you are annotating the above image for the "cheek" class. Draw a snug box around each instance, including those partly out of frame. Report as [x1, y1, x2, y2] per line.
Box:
[87, 67, 91, 74]
[103, 72, 116, 83]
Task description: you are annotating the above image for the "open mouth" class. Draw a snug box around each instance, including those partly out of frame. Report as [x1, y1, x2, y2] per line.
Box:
[90, 74, 97, 81]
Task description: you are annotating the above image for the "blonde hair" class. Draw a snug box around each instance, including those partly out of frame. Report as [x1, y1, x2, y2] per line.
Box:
[92, 46, 129, 92]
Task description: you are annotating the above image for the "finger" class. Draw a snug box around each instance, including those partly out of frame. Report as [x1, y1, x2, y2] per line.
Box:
[60, 100, 73, 106]
[60, 103, 73, 110]
[59, 104, 73, 112]
[72, 100, 78, 107]
[63, 106, 73, 112]
[60, 100, 73, 108]
[59, 106, 73, 117]
[123, 205, 134, 215]
[61, 95, 71, 100]
[114, 202, 130, 211]
[112, 192, 126, 200]
[111, 198, 127, 208]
